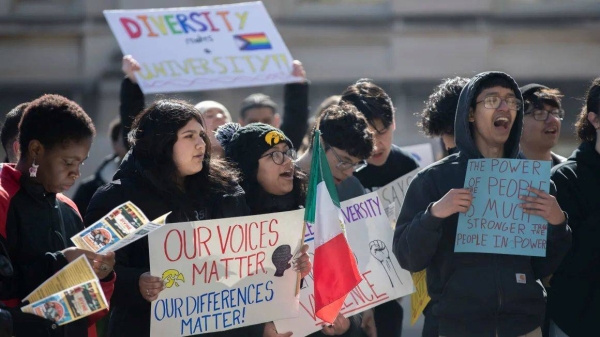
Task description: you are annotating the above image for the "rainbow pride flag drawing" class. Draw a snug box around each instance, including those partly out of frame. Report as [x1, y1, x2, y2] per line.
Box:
[234, 33, 272, 51]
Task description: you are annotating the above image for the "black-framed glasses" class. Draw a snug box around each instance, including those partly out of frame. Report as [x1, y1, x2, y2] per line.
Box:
[476, 96, 522, 111]
[260, 148, 297, 165]
[329, 146, 367, 172]
[525, 108, 564, 121]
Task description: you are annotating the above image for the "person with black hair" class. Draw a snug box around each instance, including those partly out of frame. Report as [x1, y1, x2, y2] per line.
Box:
[73, 118, 127, 216]
[216, 122, 316, 337]
[419, 77, 470, 158]
[0, 94, 116, 337]
[341, 79, 418, 188]
[545, 78, 600, 337]
[519, 84, 566, 166]
[339, 79, 418, 337]
[296, 103, 373, 201]
[394, 72, 571, 337]
[1, 103, 28, 163]
[85, 99, 249, 337]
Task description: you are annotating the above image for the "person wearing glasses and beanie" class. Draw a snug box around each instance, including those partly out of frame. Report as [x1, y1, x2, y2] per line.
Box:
[217, 122, 370, 337]
[394, 72, 572, 337]
[519, 84, 566, 166]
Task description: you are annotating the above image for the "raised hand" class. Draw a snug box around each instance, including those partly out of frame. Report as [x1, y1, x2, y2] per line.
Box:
[369, 240, 388, 263]
[122, 55, 141, 83]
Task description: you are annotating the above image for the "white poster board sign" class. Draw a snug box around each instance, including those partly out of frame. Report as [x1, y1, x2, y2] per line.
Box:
[104, 2, 300, 94]
[376, 168, 420, 228]
[274, 192, 414, 336]
[149, 209, 305, 336]
[400, 143, 435, 168]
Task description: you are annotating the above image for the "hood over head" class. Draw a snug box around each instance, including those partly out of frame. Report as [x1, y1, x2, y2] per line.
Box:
[454, 71, 523, 159]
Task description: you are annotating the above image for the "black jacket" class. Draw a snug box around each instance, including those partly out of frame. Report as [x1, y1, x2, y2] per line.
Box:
[119, 77, 310, 150]
[85, 155, 250, 337]
[73, 154, 119, 217]
[547, 141, 600, 336]
[393, 72, 571, 337]
[0, 164, 115, 337]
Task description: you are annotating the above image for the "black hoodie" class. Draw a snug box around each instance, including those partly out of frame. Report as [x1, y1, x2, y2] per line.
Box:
[393, 72, 571, 337]
[546, 141, 600, 337]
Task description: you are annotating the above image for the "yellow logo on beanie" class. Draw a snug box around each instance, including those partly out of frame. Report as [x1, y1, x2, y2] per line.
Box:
[265, 130, 285, 146]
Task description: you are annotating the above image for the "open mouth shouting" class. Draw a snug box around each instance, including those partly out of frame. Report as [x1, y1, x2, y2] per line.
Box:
[493, 115, 511, 132]
[280, 168, 294, 180]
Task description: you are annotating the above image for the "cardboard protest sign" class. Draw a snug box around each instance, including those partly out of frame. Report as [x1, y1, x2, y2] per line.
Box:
[400, 143, 435, 168]
[104, 2, 300, 94]
[410, 270, 430, 326]
[71, 202, 169, 253]
[455, 159, 551, 257]
[274, 192, 414, 336]
[375, 168, 420, 228]
[148, 209, 304, 336]
[21, 256, 108, 326]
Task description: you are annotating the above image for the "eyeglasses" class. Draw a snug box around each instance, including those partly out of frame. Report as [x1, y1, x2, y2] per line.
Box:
[525, 108, 564, 121]
[329, 146, 367, 173]
[476, 96, 522, 111]
[260, 148, 297, 165]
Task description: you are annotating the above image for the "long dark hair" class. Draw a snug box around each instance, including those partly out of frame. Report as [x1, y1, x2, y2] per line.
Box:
[129, 99, 239, 198]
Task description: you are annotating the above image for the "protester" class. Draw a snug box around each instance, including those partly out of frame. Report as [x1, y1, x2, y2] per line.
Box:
[546, 78, 600, 337]
[520, 84, 566, 166]
[340, 78, 418, 337]
[85, 99, 249, 337]
[73, 118, 127, 216]
[216, 122, 318, 337]
[419, 77, 470, 159]
[0, 94, 115, 337]
[238, 60, 309, 147]
[296, 103, 373, 201]
[1, 103, 28, 163]
[195, 100, 232, 158]
[394, 72, 572, 337]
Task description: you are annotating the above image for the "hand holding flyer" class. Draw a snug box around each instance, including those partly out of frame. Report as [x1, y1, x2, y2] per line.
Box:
[21, 256, 108, 326]
[70, 201, 169, 253]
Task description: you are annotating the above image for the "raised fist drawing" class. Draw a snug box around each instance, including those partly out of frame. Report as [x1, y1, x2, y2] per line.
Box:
[369, 239, 403, 287]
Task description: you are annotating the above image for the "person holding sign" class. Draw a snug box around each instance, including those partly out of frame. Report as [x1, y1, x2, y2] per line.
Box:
[341, 79, 419, 337]
[394, 72, 572, 337]
[545, 78, 600, 337]
[0, 95, 116, 337]
[85, 99, 249, 337]
[217, 122, 316, 337]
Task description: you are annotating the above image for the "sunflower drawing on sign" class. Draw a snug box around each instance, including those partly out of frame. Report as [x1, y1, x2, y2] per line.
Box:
[265, 130, 285, 146]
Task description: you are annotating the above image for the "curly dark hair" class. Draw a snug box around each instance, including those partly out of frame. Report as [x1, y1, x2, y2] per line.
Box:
[129, 99, 239, 197]
[419, 77, 470, 137]
[311, 103, 373, 160]
[341, 78, 394, 130]
[19, 95, 96, 159]
[575, 77, 600, 142]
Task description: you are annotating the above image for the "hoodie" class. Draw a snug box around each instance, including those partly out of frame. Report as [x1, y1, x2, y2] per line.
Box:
[392, 72, 571, 337]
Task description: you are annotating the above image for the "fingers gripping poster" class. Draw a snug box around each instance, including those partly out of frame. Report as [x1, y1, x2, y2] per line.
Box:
[148, 209, 304, 336]
[104, 2, 301, 94]
[274, 192, 414, 336]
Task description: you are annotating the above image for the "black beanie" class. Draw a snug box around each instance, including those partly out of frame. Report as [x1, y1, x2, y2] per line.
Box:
[520, 83, 549, 99]
[216, 123, 293, 180]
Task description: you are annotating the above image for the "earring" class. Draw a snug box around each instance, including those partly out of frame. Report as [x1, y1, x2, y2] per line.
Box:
[29, 159, 39, 178]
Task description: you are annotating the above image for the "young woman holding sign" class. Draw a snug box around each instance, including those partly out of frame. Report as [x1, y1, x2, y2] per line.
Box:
[85, 99, 249, 337]
[217, 123, 367, 337]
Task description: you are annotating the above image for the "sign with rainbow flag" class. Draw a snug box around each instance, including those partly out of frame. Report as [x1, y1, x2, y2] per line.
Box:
[104, 2, 301, 94]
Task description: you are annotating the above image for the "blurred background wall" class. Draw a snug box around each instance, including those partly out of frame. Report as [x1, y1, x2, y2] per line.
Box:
[1, 0, 599, 188]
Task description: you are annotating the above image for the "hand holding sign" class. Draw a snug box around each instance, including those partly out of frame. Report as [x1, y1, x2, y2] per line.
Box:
[519, 187, 566, 225]
[431, 188, 473, 218]
[139, 272, 164, 302]
[293, 244, 311, 278]
[122, 55, 141, 83]
[291, 60, 306, 83]
[263, 322, 293, 337]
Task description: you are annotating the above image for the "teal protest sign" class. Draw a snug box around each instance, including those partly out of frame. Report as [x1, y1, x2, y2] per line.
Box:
[455, 159, 551, 257]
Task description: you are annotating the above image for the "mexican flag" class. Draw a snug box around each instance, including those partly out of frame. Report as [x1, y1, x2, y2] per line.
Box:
[305, 130, 362, 324]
